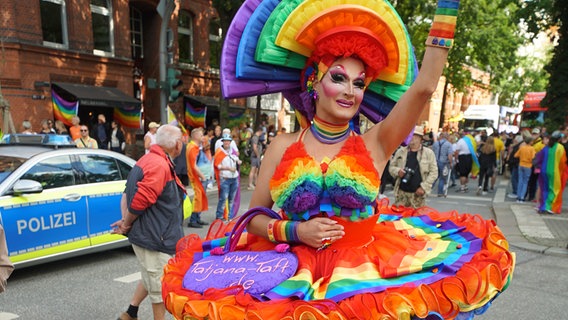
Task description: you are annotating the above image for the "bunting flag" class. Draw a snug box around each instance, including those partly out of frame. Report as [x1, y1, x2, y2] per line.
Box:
[113, 106, 141, 129]
[185, 98, 207, 128]
[51, 89, 78, 127]
[168, 105, 188, 136]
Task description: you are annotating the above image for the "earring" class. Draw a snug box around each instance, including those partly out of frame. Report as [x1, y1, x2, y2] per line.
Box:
[312, 90, 318, 101]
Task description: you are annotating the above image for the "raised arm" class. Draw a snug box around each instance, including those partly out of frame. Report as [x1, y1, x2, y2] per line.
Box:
[365, 0, 460, 164]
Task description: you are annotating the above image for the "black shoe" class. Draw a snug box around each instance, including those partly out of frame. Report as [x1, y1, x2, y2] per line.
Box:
[188, 222, 203, 228]
[197, 220, 209, 226]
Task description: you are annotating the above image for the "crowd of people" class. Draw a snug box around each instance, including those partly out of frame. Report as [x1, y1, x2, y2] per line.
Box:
[381, 125, 568, 215]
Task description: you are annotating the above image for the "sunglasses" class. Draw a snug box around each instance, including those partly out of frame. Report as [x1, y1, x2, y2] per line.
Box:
[80, 129, 88, 132]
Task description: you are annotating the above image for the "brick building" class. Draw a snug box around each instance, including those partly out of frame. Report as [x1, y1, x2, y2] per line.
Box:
[0, 0, 230, 156]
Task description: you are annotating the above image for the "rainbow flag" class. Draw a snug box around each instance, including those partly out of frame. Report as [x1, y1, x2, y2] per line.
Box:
[536, 144, 568, 214]
[51, 89, 78, 126]
[113, 106, 141, 128]
[185, 99, 206, 128]
[229, 109, 246, 121]
[464, 134, 480, 176]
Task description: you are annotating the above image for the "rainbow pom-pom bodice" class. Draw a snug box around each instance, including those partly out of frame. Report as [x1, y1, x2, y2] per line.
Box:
[270, 135, 381, 221]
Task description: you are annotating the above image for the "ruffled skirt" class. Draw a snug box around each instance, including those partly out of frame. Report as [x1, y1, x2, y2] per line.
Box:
[162, 201, 515, 319]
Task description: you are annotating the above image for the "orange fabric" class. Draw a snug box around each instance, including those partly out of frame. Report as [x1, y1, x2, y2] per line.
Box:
[186, 141, 208, 212]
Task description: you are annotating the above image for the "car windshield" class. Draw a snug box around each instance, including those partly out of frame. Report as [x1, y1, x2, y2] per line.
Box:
[0, 156, 26, 183]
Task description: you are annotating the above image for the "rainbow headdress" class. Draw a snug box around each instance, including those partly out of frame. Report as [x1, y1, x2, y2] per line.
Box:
[220, 0, 418, 128]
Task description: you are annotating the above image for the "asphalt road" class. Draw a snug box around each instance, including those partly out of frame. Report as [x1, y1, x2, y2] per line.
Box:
[1, 183, 567, 319]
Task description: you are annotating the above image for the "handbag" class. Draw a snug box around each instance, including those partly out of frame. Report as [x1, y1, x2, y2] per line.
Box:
[182, 207, 299, 297]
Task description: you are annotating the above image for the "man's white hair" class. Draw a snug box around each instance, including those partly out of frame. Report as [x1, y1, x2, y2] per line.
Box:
[156, 125, 182, 149]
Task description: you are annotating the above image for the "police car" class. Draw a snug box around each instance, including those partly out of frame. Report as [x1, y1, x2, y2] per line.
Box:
[0, 134, 135, 268]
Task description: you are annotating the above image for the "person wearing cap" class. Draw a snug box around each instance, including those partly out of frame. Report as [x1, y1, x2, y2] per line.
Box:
[213, 133, 242, 220]
[389, 126, 438, 208]
[214, 128, 239, 154]
[533, 130, 567, 214]
[144, 122, 160, 154]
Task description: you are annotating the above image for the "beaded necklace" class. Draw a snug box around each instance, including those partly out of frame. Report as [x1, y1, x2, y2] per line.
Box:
[310, 115, 351, 144]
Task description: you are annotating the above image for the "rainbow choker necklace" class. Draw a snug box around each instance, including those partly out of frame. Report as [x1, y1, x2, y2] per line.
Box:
[310, 115, 351, 144]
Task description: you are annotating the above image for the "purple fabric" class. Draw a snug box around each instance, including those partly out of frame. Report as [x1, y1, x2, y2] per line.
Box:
[220, 0, 298, 99]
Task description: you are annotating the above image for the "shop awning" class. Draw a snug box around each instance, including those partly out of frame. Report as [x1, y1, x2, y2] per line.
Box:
[52, 82, 141, 108]
[448, 113, 464, 122]
[523, 92, 547, 112]
[184, 95, 245, 111]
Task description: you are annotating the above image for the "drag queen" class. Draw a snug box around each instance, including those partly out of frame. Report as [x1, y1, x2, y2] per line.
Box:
[162, 0, 515, 319]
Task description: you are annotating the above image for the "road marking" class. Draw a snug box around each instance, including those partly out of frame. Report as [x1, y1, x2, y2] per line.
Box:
[0, 312, 19, 320]
[465, 203, 488, 207]
[114, 272, 141, 283]
[444, 194, 492, 202]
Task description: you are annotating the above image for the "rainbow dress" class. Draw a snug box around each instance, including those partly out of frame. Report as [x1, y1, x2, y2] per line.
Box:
[162, 135, 515, 319]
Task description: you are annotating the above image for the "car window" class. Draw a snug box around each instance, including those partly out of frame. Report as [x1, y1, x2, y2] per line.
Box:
[77, 154, 121, 183]
[20, 155, 74, 189]
[117, 159, 132, 180]
[0, 156, 26, 184]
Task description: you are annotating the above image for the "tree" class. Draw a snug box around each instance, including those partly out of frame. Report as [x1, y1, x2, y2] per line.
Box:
[394, 0, 525, 128]
[212, 0, 244, 128]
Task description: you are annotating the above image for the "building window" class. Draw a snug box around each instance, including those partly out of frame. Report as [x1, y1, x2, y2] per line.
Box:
[209, 19, 222, 69]
[40, 0, 68, 48]
[90, 0, 114, 55]
[130, 6, 143, 59]
[178, 11, 194, 64]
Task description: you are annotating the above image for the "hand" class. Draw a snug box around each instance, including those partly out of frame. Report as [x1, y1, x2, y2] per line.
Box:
[398, 169, 406, 178]
[296, 217, 345, 248]
[111, 219, 131, 235]
[415, 187, 425, 196]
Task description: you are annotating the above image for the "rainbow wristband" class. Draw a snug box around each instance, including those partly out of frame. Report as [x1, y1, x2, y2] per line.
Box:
[426, 0, 460, 48]
[267, 220, 300, 243]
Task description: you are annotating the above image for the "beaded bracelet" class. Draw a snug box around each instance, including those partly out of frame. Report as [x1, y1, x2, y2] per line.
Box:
[267, 219, 300, 243]
[425, 0, 460, 48]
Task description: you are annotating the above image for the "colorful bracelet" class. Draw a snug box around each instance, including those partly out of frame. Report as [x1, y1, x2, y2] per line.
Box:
[267, 220, 300, 243]
[425, 0, 460, 48]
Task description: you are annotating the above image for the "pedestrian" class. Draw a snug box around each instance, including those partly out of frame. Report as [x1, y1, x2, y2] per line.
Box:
[506, 134, 523, 198]
[39, 119, 55, 134]
[74, 125, 98, 148]
[514, 135, 536, 203]
[0, 224, 14, 293]
[111, 124, 185, 320]
[54, 120, 68, 135]
[93, 114, 109, 149]
[247, 126, 263, 190]
[477, 136, 497, 195]
[431, 131, 453, 196]
[186, 127, 209, 228]
[534, 130, 568, 214]
[209, 125, 222, 155]
[453, 131, 478, 192]
[109, 120, 125, 153]
[490, 131, 505, 191]
[144, 122, 159, 154]
[162, 0, 513, 318]
[213, 133, 242, 220]
[389, 126, 438, 208]
[21, 120, 35, 134]
[527, 127, 544, 201]
[214, 128, 239, 154]
[69, 116, 81, 140]
[173, 130, 189, 187]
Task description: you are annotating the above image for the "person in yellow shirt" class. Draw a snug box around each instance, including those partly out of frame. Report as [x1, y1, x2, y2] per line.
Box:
[74, 126, 98, 149]
[490, 132, 505, 191]
[527, 128, 545, 202]
[514, 135, 536, 203]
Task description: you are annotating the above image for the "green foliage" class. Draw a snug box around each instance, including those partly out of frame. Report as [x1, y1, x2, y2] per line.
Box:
[541, 0, 568, 131]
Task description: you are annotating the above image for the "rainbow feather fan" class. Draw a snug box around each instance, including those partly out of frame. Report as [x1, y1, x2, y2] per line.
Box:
[221, 0, 418, 125]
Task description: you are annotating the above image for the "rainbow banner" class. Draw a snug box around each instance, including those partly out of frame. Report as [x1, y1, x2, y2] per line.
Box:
[51, 89, 78, 127]
[113, 106, 141, 129]
[229, 109, 246, 121]
[185, 98, 206, 128]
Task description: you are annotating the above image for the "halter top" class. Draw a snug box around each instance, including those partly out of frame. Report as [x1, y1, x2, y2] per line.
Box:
[269, 131, 380, 221]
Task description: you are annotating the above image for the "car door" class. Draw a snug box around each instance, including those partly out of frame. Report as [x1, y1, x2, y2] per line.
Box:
[0, 155, 89, 266]
[74, 153, 131, 247]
